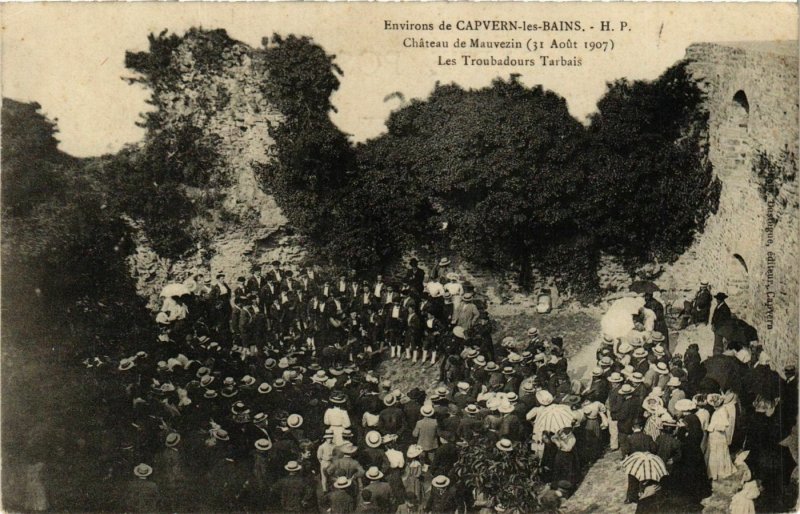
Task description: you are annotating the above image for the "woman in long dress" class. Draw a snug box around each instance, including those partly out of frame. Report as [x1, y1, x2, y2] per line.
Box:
[551, 428, 581, 488]
[705, 395, 735, 480]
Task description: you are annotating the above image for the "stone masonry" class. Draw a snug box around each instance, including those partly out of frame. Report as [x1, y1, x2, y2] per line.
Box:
[661, 42, 799, 372]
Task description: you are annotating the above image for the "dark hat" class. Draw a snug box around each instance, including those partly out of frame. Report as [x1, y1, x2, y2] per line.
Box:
[714, 292, 728, 301]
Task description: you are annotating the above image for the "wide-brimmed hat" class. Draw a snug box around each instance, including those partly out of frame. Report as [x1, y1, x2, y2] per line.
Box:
[231, 401, 248, 415]
[165, 432, 181, 447]
[563, 395, 581, 407]
[407, 444, 423, 459]
[365, 466, 384, 480]
[311, 370, 329, 384]
[599, 356, 614, 367]
[506, 392, 519, 403]
[446, 272, 459, 281]
[508, 353, 523, 363]
[254, 439, 272, 451]
[463, 347, 479, 359]
[287, 414, 303, 428]
[333, 476, 352, 489]
[667, 376, 682, 387]
[203, 389, 218, 399]
[134, 463, 153, 478]
[629, 372, 644, 383]
[240, 375, 256, 386]
[258, 383, 272, 394]
[273, 379, 286, 389]
[212, 429, 230, 441]
[652, 345, 666, 356]
[602, 334, 615, 345]
[264, 358, 277, 369]
[365, 431, 383, 448]
[465, 404, 479, 415]
[453, 326, 466, 340]
[655, 362, 669, 375]
[432, 475, 451, 488]
[496, 438, 514, 452]
[457, 381, 470, 392]
[651, 332, 665, 342]
[221, 386, 238, 398]
[617, 343, 633, 354]
[462, 292, 474, 302]
[521, 381, 536, 393]
[714, 292, 728, 301]
[118, 358, 135, 371]
[420, 404, 435, 417]
[502, 366, 515, 375]
[485, 362, 500, 372]
[675, 399, 697, 412]
[527, 327, 540, 337]
[253, 412, 268, 424]
[591, 367, 604, 377]
[383, 394, 397, 407]
[330, 391, 346, 404]
[608, 372, 623, 383]
[619, 384, 635, 395]
[498, 402, 515, 414]
[284, 460, 302, 472]
[632, 348, 648, 359]
[200, 375, 215, 387]
[438, 257, 451, 266]
[536, 390, 554, 406]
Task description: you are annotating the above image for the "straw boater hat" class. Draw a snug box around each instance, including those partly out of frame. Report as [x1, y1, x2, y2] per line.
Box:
[439, 257, 451, 266]
[432, 475, 451, 488]
[602, 334, 615, 345]
[165, 433, 181, 447]
[465, 404, 480, 415]
[284, 461, 302, 472]
[221, 386, 238, 398]
[473, 355, 487, 367]
[599, 356, 614, 368]
[273, 378, 286, 389]
[446, 272, 459, 281]
[365, 431, 383, 448]
[502, 366, 515, 375]
[591, 367, 604, 377]
[653, 345, 666, 357]
[384, 394, 397, 407]
[521, 381, 536, 393]
[203, 389, 218, 399]
[496, 438, 514, 452]
[134, 463, 153, 478]
[462, 292, 474, 302]
[264, 358, 277, 369]
[231, 401, 248, 415]
[365, 466, 385, 481]
[498, 402, 515, 414]
[464, 347, 479, 359]
[118, 358, 135, 371]
[258, 383, 272, 394]
[253, 412, 268, 424]
[667, 376, 682, 387]
[223, 377, 235, 386]
[287, 414, 303, 428]
[453, 326, 466, 340]
[508, 353, 523, 364]
[651, 332, 665, 343]
[407, 444, 423, 459]
[527, 327, 539, 337]
[420, 404, 435, 417]
[617, 343, 633, 354]
[254, 439, 272, 451]
[333, 476, 352, 489]
[240, 375, 256, 387]
[200, 375, 215, 387]
[485, 362, 500, 372]
[629, 372, 645, 383]
[212, 429, 230, 441]
[506, 392, 519, 403]
[619, 384, 635, 395]
[655, 362, 669, 375]
[632, 348, 648, 359]
[608, 372, 624, 383]
[330, 391, 346, 404]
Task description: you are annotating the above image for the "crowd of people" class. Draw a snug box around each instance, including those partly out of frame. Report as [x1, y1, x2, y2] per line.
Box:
[92, 258, 798, 513]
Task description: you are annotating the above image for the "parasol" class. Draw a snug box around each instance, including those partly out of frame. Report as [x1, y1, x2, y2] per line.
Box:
[601, 296, 646, 339]
[716, 318, 759, 344]
[533, 404, 575, 434]
[630, 280, 660, 294]
[160, 283, 190, 298]
[622, 452, 668, 482]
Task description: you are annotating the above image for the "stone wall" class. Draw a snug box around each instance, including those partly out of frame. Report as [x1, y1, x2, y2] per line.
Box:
[128, 33, 306, 307]
[661, 42, 799, 371]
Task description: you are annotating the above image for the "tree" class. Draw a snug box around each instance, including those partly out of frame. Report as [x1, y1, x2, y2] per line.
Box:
[585, 61, 721, 268]
[370, 77, 589, 289]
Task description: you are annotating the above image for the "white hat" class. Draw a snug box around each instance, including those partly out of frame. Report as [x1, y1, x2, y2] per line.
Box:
[254, 439, 272, 451]
[287, 414, 303, 428]
[495, 438, 514, 452]
[284, 460, 302, 472]
[365, 431, 383, 448]
[498, 402, 514, 414]
[457, 381, 470, 391]
[420, 404, 435, 417]
[536, 390, 554, 406]
[675, 399, 697, 412]
[133, 463, 153, 478]
[365, 466, 384, 480]
[407, 444, 423, 458]
[333, 476, 352, 489]
[453, 326, 466, 339]
[432, 475, 451, 488]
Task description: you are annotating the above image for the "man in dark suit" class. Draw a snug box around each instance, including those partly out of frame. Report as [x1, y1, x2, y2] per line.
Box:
[246, 268, 263, 295]
[405, 258, 425, 295]
[711, 292, 732, 355]
[691, 282, 713, 325]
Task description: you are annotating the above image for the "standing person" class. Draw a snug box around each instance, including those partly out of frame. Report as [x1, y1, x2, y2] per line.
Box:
[453, 292, 480, 333]
[325, 392, 353, 446]
[406, 259, 425, 296]
[674, 400, 712, 501]
[705, 395, 735, 480]
[413, 404, 439, 457]
[328, 476, 356, 514]
[711, 293, 732, 355]
[691, 282, 713, 325]
[125, 464, 160, 512]
[406, 307, 423, 363]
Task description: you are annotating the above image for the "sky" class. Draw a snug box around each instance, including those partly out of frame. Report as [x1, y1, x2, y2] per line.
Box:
[1, 2, 797, 157]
